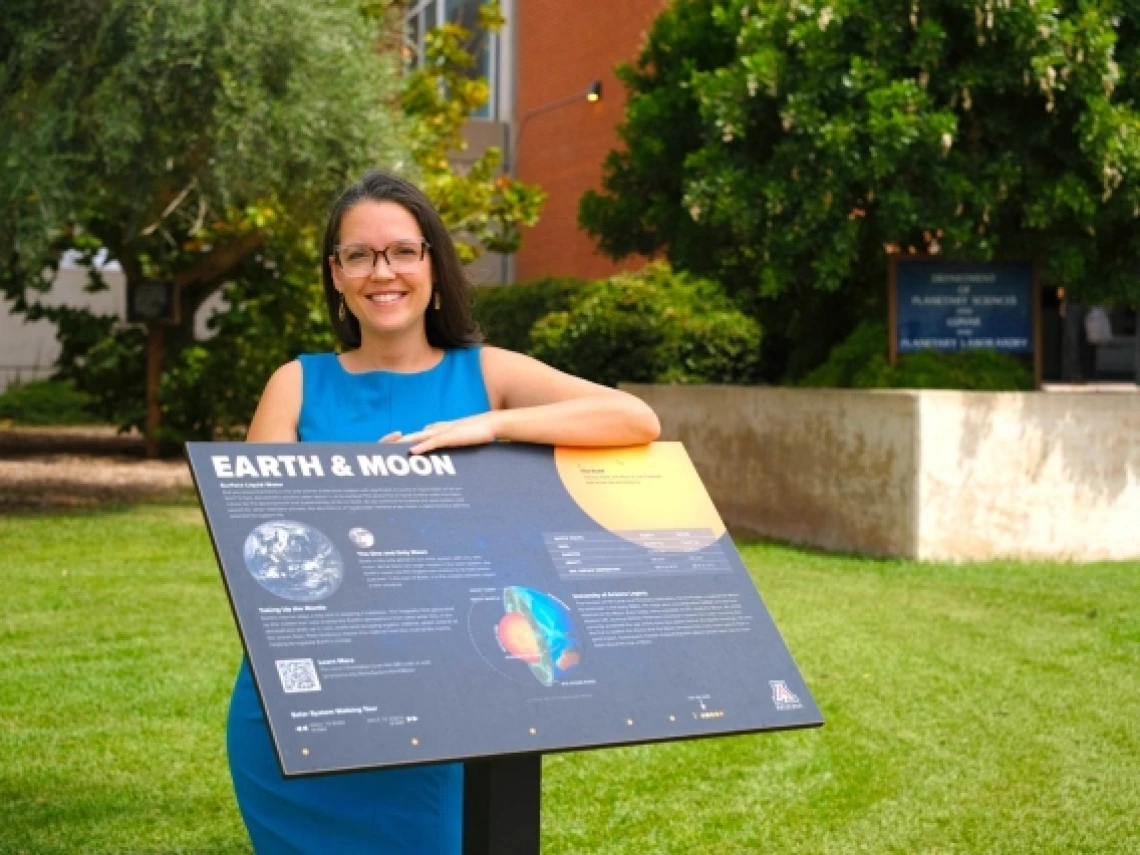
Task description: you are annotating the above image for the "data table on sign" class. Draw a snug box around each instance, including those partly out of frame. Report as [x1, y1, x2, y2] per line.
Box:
[543, 529, 732, 580]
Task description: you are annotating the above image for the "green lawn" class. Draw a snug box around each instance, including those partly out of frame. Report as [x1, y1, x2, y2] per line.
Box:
[2, 504, 1137, 854]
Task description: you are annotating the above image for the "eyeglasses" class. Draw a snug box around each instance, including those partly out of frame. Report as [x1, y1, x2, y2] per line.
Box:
[333, 240, 431, 276]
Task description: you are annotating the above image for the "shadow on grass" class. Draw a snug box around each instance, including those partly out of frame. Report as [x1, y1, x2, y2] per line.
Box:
[0, 487, 199, 517]
[0, 777, 249, 855]
[730, 530, 908, 567]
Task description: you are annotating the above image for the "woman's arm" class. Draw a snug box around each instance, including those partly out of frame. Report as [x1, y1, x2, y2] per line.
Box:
[400, 346, 660, 454]
[246, 361, 302, 442]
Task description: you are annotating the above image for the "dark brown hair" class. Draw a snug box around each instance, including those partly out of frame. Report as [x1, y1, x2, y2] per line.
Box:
[321, 170, 482, 349]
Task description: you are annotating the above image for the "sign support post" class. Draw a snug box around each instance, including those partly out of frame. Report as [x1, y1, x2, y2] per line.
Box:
[128, 279, 180, 458]
[463, 755, 542, 855]
[145, 323, 164, 459]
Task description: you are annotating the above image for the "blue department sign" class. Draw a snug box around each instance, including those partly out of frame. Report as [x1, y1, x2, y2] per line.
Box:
[890, 259, 1038, 358]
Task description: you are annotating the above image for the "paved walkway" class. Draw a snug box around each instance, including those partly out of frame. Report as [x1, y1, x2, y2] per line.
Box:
[0, 426, 193, 510]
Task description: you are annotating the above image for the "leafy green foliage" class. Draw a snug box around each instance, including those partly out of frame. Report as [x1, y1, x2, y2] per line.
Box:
[402, 2, 546, 262]
[581, 0, 1140, 379]
[152, 234, 339, 446]
[46, 307, 146, 425]
[801, 321, 1034, 390]
[2, 0, 406, 310]
[53, 231, 339, 446]
[0, 379, 100, 425]
[472, 278, 584, 352]
[529, 264, 762, 387]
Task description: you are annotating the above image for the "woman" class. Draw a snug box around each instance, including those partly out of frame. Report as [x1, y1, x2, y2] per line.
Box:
[228, 170, 660, 853]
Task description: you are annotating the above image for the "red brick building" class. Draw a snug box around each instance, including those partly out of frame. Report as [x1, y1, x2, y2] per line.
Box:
[405, 0, 667, 283]
[512, 0, 667, 283]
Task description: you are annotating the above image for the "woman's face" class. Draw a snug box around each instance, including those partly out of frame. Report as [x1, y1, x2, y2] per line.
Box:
[331, 200, 434, 343]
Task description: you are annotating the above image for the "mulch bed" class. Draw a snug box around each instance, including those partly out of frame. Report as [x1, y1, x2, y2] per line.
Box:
[0, 426, 195, 511]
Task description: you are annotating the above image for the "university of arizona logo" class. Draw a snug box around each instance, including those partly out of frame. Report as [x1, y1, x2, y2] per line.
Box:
[769, 680, 803, 711]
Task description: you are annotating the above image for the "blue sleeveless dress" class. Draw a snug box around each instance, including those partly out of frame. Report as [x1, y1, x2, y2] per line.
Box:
[227, 347, 491, 854]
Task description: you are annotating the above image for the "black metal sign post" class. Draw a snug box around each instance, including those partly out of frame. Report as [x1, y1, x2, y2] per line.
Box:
[463, 755, 541, 855]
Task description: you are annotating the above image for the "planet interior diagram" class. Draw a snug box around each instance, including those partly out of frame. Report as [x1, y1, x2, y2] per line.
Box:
[495, 586, 582, 686]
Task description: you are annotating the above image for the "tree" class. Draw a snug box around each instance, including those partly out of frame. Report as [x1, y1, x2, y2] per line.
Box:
[2, 0, 544, 449]
[580, 0, 1140, 379]
[2, 0, 407, 452]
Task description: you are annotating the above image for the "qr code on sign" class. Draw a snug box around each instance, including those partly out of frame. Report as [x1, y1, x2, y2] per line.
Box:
[276, 659, 321, 693]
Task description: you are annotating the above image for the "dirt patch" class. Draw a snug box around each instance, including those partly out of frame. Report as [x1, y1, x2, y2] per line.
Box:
[0, 426, 195, 511]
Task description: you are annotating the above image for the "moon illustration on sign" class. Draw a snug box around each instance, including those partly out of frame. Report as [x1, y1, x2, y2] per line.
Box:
[243, 520, 345, 602]
[348, 527, 375, 549]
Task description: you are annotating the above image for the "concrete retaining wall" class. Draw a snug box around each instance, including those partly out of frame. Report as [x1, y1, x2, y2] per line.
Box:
[623, 385, 1140, 562]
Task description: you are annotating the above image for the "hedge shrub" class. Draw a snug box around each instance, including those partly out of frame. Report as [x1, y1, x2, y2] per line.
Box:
[528, 264, 762, 387]
[800, 322, 1034, 391]
[0, 379, 101, 425]
[472, 277, 584, 353]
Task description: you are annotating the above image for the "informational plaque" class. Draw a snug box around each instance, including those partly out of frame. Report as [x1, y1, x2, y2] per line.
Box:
[890, 259, 1037, 358]
[187, 442, 822, 777]
[127, 279, 179, 324]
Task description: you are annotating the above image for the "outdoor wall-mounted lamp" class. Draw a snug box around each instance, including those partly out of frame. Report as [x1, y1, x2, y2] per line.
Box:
[509, 80, 606, 176]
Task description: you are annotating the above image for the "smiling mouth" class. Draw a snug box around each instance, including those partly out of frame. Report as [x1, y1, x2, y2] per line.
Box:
[366, 292, 406, 304]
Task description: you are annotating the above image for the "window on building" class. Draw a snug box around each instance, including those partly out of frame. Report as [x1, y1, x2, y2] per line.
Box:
[404, 0, 499, 119]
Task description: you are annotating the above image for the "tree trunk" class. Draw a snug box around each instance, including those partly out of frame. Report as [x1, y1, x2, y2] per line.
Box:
[166, 230, 269, 353]
[122, 231, 266, 453]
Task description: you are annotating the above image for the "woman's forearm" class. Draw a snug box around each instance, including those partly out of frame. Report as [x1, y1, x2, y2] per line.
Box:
[490, 393, 660, 447]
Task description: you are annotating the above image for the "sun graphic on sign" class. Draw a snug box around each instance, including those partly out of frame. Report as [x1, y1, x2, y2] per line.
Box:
[554, 444, 725, 550]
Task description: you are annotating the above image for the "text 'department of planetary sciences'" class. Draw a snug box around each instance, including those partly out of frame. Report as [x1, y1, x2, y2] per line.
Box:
[893, 260, 1034, 355]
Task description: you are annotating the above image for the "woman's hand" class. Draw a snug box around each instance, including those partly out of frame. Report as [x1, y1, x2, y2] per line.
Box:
[381, 413, 502, 455]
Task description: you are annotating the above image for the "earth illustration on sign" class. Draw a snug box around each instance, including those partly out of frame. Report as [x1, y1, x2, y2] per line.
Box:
[495, 586, 582, 686]
[243, 520, 345, 602]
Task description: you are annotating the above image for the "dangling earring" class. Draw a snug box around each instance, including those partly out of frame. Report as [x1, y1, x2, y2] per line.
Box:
[338, 293, 346, 322]
[434, 290, 441, 311]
